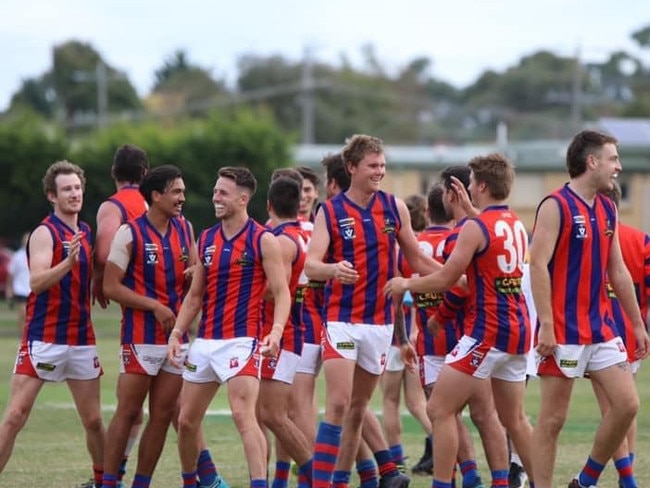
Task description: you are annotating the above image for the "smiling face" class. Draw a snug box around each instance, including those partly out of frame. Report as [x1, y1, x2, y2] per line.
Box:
[591, 142, 622, 192]
[49, 173, 83, 216]
[155, 177, 185, 217]
[212, 176, 248, 220]
[299, 178, 318, 217]
[348, 151, 385, 193]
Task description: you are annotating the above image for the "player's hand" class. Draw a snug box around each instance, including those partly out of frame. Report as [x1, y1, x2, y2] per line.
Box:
[167, 330, 183, 368]
[400, 343, 417, 373]
[427, 316, 442, 336]
[450, 176, 479, 217]
[154, 304, 176, 331]
[333, 260, 359, 285]
[634, 329, 650, 360]
[260, 333, 280, 358]
[384, 277, 409, 297]
[535, 323, 557, 357]
[65, 231, 84, 268]
[92, 279, 109, 309]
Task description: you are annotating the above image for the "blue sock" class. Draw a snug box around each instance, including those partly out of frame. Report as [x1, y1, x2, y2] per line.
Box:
[389, 444, 404, 464]
[490, 469, 508, 486]
[459, 460, 480, 487]
[614, 456, 637, 488]
[332, 470, 351, 486]
[131, 473, 152, 488]
[251, 479, 268, 488]
[433, 481, 453, 488]
[313, 422, 342, 487]
[578, 456, 605, 487]
[272, 460, 291, 488]
[356, 459, 378, 488]
[102, 473, 118, 488]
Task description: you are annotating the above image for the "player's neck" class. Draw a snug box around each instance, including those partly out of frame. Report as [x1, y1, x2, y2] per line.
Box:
[221, 212, 249, 239]
[568, 180, 597, 206]
[115, 181, 138, 190]
[145, 209, 170, 234]
[54, 210, 79, 231]
[345, 186, 374, 208]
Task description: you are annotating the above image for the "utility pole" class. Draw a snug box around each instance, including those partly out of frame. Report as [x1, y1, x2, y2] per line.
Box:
[570, 46, 583, 133]
[300, 46, 315, 144]
[73, 60, 124, 128]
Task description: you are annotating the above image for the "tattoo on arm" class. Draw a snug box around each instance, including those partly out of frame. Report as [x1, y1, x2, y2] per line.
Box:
[394, 303, 409, 346]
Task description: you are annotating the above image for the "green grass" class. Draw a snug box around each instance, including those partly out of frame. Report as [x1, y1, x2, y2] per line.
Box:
[0, 304, 649, 487]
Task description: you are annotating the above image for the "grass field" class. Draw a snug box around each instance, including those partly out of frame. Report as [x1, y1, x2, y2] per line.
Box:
[0, 304, 649, 487]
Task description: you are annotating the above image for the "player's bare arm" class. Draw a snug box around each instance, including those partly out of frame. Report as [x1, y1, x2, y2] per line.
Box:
[28, 225, 83, 294]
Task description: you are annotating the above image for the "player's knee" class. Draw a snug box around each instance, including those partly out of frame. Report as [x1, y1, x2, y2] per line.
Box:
[81, 411, 104, 433]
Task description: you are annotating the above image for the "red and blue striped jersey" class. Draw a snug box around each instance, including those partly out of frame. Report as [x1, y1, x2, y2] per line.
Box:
[464, 206, 531, 354]
[539, 185, 618, 345]
[321, 191, 401, 325]
[108, 186, 147, 222]
[197, 218, 269, 340]
[607, 222, 650, 360]
[260, 221, 308, 354]
[120, 215, 193, 345]
[23, 214, 95, 345]
[399, 226, 459, 356]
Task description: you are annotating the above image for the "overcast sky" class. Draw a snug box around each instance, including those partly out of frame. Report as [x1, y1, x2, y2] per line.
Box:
[1, 0, 647, 111]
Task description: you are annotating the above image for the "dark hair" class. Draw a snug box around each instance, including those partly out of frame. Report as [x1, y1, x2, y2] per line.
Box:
[139, 164, 183, 205]
[427, 183, 449, 224]
[272, 167, 303, 186]
[405, 194, 427, 232]
[467, 153, 514, 201]
[342, 134, 384, 168]
[112, 144, 149, 184]
[268, 176, 301, 219]
[566, 130, 619, 178]
[42, 160, 86, 196]
[296, 166, 321, 187]
[440, 165, 471, 192]
[218, 166, 257, 195]
[321, 153, 350, 191]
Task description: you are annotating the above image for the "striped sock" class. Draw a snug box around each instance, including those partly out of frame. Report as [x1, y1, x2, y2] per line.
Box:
[459, 460, 480, 487]
[251, 479, 268, 488]
[272, 460, 291, 488]
[490, 469, 508, 487]
[389, 444, 404, 465]
[356, 458, 378, 488]
[197, 449, 217, 486]
[374, 449, 399, 478]
[131, 473, 151, 488]
[182, 471, 198, 488]
[297, 459, 313, 487]
[615, 456, 637, 488]
[578, 456, 605, 487]
[102, 473, 118, 488]
[313, 421, 342, 488]
[92, 464, 103, 487]
[332, 469, 351, 488]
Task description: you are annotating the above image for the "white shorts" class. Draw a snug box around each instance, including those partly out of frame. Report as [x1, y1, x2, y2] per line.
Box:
[446, 335, 528, 381]
[536, 337, 628, 378]
[295, 343, 322, 375]
[183, 337, 260, 384]
[261, 349, 301, 384]
[419, 355, 445, 388]
[385, 345, 405, 373]
[631, 359, 641, 375]
[120, 343, 188, 376]
[14, 341, 102, 382]
[322, 321, 393, 375]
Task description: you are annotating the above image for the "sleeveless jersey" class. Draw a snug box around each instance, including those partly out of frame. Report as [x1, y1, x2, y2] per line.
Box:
[260, 221, 308, 354]
[108, 186, 147, 222]
[399, 226, 459, 356]
[537, 185, 618, 344]
[464, 206, 531, 354]
[321, 191, 401, 325]
[23, 214, 95, 345]
[120, 215, 193, 345]
[197, 218, 269, 340]
[607, 222, 650, 360]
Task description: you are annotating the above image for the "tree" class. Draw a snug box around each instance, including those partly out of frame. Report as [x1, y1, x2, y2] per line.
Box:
[51, 40, 141, 125]
[8, 74, 57, 118]
[148, 50, 226, 117]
